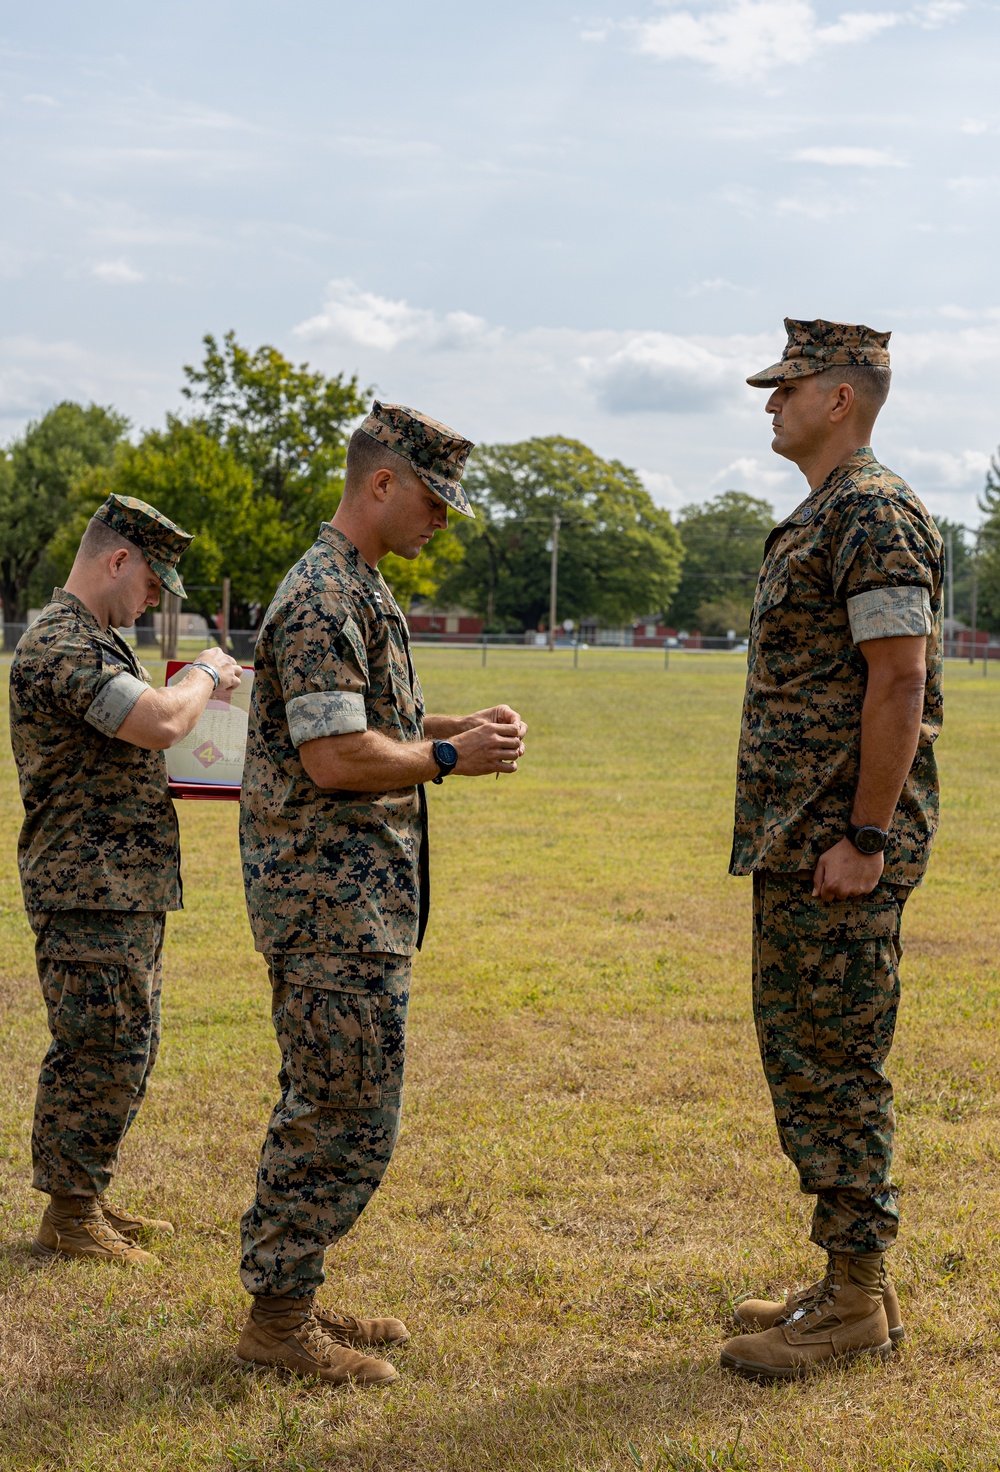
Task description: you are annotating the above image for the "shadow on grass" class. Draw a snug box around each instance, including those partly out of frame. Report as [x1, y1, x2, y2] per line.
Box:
[0, 1336, 853, 1472]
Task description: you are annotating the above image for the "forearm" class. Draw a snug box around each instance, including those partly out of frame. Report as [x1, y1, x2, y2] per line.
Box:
[117, 670, 216, 749]
[300, 729, 438, 791]
[424, 713, 475, 738]
[852, 675, 925, 829]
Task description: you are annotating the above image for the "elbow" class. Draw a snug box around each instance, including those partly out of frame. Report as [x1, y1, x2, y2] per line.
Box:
[159, 716, 190, 750]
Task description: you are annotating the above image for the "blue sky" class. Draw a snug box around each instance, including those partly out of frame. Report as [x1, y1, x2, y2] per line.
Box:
[2, 0, 998, 525]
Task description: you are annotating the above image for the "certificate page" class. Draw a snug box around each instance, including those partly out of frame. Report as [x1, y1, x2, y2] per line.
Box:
[165, 665, 254, 787]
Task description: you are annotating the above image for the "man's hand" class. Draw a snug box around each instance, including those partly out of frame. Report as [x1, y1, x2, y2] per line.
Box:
[192, 646, 243, 693]
[451, 719, 525, 776]
[812, 838, 884, 901]
[468, 704, 528, 738]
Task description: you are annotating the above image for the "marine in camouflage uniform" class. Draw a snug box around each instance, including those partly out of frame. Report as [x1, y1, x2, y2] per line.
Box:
[9, 494, 236, 1264]
[238, 524, 426, 1298]
[720, 320, 943, 1380]
[237, 401, 526, 1386]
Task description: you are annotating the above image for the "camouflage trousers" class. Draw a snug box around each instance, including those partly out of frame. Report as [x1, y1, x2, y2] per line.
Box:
[29, 909, 165, 1197]
[752, 871, 910, 1254]
[239, 951, 410, 1299]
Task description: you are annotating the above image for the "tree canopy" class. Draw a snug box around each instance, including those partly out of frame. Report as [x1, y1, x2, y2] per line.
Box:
[434, 437, 683, 630]
[0, 401, 128, 628]
[667, 491, 775, 636]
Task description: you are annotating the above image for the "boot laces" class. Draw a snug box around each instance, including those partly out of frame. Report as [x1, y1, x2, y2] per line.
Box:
[314, 1310, 361, 1347]
[777, 1268, 842, 1328]
[297, 1314, 354, 1362]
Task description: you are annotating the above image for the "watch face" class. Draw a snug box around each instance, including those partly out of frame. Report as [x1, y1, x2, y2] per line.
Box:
[855, 827, 885, 855]
[437, 741, 458, 767]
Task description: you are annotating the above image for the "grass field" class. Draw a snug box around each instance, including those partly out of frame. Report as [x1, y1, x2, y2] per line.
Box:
[1, 648, 999, 1472]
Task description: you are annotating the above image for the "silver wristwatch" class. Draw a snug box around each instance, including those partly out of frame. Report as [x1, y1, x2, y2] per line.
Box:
[190, 660, 221, 691]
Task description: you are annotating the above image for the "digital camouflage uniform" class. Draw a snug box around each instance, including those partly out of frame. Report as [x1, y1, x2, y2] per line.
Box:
[732, 321, 944, 1255]
[239, 401, 475, 1300]
[9, 495, 193, 1198]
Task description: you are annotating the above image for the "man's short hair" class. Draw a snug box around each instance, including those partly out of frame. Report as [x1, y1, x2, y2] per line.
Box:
[343, 426, 415, 497]
[78, 516, 137, 561]
[818, 364, 892, 419]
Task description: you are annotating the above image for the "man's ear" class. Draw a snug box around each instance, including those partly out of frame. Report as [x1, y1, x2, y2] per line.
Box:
[370, 468, 394, 503]
[829, 381, 855, 424]
[108, 547, 131, 578]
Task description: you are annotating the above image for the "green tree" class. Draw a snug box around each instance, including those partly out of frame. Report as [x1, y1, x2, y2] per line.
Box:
[668, 491, 775, 635]
[932, 516, 975, 627]
[0, 401, 128, 635]
[435, 437, 683, 630]
[46, 420, 284, 647]
[975, 455, 1000, 632]
[180, 331, 368, 624]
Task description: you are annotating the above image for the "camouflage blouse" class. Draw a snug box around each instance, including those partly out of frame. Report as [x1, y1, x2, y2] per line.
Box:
[9, 589, 181, 912]
[240, 524, 426, 957]
[730, 448, 944, 887]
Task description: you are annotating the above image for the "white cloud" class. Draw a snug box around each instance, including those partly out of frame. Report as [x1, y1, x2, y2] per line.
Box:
[896, 447, 991, 487]
[711, 456, 793, 493]
[580, 28, 609, 42]
[634, 1, 899, 82]
[583, 332, 739, 412]
[776, 190, 855, 220]
[791, 146, 905, 167]
[293, 278, 493, 352]
[91, 259, 145, 284]
[637, 467, 685, 508]
[912, 0, 966, 26]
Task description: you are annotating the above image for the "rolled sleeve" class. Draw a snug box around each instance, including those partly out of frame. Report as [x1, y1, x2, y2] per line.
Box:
[847, 586, 932, 644]
[84, 671, 150, 736]
[286, 690, 367, 746]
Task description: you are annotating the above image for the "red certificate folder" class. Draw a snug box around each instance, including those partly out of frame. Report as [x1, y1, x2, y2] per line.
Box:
[165, 660, 254, 802]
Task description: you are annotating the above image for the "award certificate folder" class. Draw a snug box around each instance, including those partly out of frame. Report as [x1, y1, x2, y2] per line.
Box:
[164, 660, 254, 801]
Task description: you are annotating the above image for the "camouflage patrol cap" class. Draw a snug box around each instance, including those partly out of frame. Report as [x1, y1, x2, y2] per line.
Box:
[747, 317, 891, 388]
[359, 400, 476, 519]
[92, 493, 194, 599]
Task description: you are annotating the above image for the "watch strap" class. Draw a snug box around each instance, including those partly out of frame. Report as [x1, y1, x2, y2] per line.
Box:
[189, 660, 221, 691]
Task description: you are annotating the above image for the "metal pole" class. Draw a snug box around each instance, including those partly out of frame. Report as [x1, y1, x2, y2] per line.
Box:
[573, 639, 579, 669]
[481, 633, 487, 668]
[970, 530, 979, 664]
[221, 575, 231, 653]
[547, 512, 560, 652]
[664, 641, 670, 670]
[946, 530, 954, 659]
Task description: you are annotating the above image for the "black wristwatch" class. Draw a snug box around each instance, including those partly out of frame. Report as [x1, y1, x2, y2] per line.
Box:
[846, 821, 888, 855]
[431, 740, 458, 784]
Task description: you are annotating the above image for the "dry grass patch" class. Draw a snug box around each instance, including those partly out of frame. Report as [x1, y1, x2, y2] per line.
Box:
[0, 649, 998, 1470]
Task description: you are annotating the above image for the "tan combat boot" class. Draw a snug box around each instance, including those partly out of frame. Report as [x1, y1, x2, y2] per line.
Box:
[734, 1257, 904, 1347]
[32, 1195, 157, 1266]
[236, 1295, 397, 1386]
[313, 1306, 410, 1347]
[98, 1197, 175, 1240]
[720, 1253, 892, 1381]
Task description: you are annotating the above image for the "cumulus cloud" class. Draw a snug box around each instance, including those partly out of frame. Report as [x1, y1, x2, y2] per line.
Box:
[293, 278, 494, 352]
[583, 333, 739, 413]
[633, 1, 899, 82]
[91, 259, 145, 284]
[791, 146, 905, 167]
[711, 456, 793, 493]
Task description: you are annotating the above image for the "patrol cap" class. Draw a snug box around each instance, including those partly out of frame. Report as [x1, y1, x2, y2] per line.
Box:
[747, 317, 891, 388]
[92, 493, 194, 599]
[359, 400, 476, 519]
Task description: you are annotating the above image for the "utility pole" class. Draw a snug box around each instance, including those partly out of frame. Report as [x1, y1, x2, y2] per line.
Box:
[969, 528, 980, 665]
[547, 512, 560, 652]
[221, 576, 231, 654]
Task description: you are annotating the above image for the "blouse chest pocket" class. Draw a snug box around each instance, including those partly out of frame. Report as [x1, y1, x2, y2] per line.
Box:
[378, 617, 420, 732]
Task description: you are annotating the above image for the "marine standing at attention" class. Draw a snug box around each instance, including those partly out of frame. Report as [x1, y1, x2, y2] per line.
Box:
[237, 401, 528, 1387]
[718, 320, 943, 1380]
[9, 495, 241, 1265]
